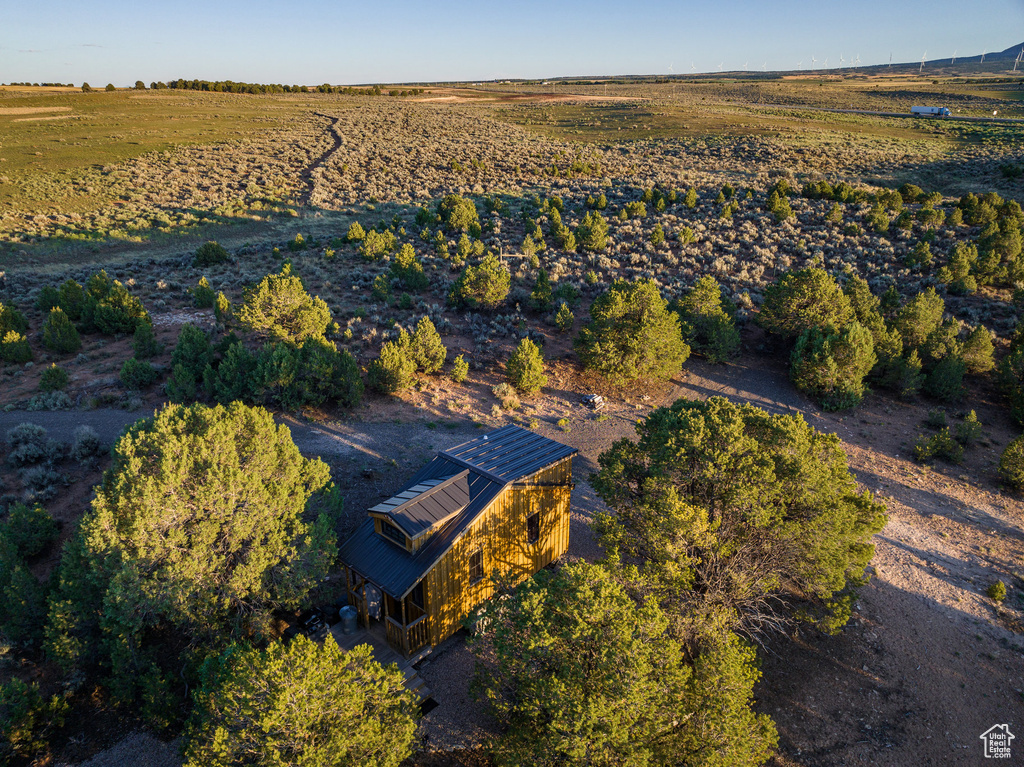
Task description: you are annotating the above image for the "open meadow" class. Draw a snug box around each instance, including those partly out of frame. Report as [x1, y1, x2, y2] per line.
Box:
[1, 71, 1024, 766]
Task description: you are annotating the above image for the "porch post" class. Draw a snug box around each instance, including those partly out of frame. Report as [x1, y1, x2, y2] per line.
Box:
[401, 597, 408, 655]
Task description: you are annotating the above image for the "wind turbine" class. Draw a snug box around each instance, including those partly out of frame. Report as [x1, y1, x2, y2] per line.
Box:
[761, 61, 767, 72]
[839, 53, 846, 68]
[718, 62, 724, 72]
[951, 49, 957, 65]
[981, 49, 986, 64]
[690, 62, 697, 73]
[888, 52, 892, 69]
[742, 61, 748, 72]
[854, 53, 861, 67]
[822, 56, 829, 67]
[796, 60, 803, 70]
[919, 51, 927, 73]
[810, 55, 818, 69]
[668, 62, 674, 74]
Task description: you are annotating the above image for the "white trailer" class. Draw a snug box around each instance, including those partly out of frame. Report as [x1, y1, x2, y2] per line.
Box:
[911, 105, 951, 117]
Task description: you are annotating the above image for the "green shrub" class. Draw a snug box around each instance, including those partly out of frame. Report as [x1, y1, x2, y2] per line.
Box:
[237, 265, 332, 344]
[529, 269, 553, 312]
[287, 233, 307, 252]
[506, 338, 547, 395]
[0, 679, 69, 759]
[450, 354, 469, 383]
[346, 221, 366, 242]
[961, 326, 995, 374]
[790, 322, 876, 411]
[193, 277, 215, 309]
[955, 410, 982, 446]
[39, 364, 69, 392]
[0, 302, 29, 338]
[371, 274, 391, 302]
[3, 503, 58, 559]
[42, 307, 81, 354]
[194, 241, 229, 267]
[166, 324, 212, 402]
[367, 334, 416, 394]
[924, 408, 947, 429]
[0, 332, 32, 364]
[438, 194, 479, 231]
[182, 638, 417, 767]
[675, 276, 740, 363]
[359, 229, 397, 261]
[120, 357, 159, 390]
[256, 339, 363, 410]
[575, 211, 609, 252]
[987, 580, 1007, 602]
[758, 268, 853, 340]
[390, 244, 429, 291]
[132, 321, 163, 358]
[34, 286, 60, 313]
[56, 279, 85, 321]
[447, 255, 511, 309]
[80, 271, 150, 335]
[923, 355, 965, 402]
[206, 342, 258, 405]
[914, 428, 964, 463]
[555, 303, 574, 332]
[893, 288, 945, 350]
[215, 292, 231, 323]
[575, 279, 689, 384]
[999, 435, 1024, 491]
[410, 316, 446, 374]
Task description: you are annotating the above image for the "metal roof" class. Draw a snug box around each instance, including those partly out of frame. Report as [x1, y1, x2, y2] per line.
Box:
[441, 424, 578, 482]
[338, 426, 577, 599]
[368, 470, 470, 539]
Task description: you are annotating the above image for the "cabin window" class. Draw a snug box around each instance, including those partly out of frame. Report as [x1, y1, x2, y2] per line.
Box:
[469, 548, 484, 584]
[410, 581, 425, 610]
[526, 511, 540, 544]
[380, 520, 406, 547]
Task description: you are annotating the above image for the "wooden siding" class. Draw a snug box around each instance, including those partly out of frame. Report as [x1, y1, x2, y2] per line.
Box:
[424, 456, 573, 646]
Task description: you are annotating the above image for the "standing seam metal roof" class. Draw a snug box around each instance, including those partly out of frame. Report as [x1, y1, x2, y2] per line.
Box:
[338, 426, 577, 599]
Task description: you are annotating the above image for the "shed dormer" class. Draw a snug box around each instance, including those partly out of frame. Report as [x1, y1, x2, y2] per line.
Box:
[367, 470, 470, 553]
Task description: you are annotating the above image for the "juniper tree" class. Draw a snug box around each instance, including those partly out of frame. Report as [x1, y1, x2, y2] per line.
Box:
[592, 396, 887, 640]
[237, 265, 331, 344]
[506, 338, 547, 395]
[184, 638, 417, 767]
[575, 279, 689, 384]
[471, 561, 777, 767]
[757, 268, 853, 341]
[45, 403, 336, 713]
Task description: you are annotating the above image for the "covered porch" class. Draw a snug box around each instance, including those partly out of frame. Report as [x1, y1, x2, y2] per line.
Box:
[345, 565, 431, 658]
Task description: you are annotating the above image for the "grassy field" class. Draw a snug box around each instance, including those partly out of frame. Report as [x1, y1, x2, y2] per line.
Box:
[1, 75, 1020, 268]
[0, 89, 328, 207]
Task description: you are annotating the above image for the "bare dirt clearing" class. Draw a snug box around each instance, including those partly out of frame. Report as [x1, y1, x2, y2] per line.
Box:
[0, 106, 72, 115]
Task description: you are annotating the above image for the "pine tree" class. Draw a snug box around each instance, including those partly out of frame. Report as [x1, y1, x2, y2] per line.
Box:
[42, 307, 81, 354]
[506, 338, 547, 395]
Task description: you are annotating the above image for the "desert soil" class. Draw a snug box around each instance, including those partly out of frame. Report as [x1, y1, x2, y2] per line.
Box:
[10, 350, 1022, 766]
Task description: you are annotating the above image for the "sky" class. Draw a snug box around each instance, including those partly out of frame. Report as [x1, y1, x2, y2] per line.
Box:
[2, 0, 1023, 85]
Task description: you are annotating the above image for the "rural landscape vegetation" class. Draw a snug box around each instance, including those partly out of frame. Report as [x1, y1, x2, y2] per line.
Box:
[1, 42, 1024, 767]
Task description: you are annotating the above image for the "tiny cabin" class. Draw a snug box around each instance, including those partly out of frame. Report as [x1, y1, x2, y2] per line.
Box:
[338, 425, 576, 657]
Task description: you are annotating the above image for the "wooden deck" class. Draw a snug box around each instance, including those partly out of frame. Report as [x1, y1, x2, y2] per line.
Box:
[330, 619, 433, 702]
